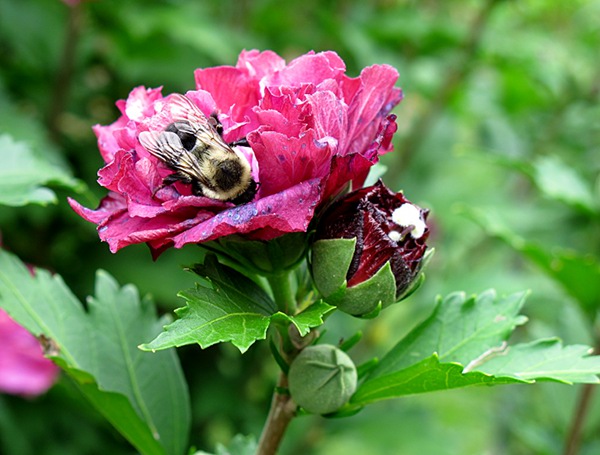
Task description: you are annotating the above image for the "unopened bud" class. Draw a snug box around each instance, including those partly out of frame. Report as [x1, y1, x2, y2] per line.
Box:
[288, 344, 357, 415]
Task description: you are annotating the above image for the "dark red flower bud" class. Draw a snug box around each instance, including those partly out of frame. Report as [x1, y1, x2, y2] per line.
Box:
[311, 180, 430, 316]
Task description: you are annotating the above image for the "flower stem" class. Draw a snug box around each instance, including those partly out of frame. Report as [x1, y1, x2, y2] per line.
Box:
[563, 335, 600, 455]
[256, 372, 297, 455]
[258, 270, 301, 454]
[563, 383, 596, 455]
[48, 2, 82, 142]
[267, 272, 297, 314]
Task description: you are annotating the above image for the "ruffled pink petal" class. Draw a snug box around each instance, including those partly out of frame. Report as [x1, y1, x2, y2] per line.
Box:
[125, 86, 164, 122]
[249, 130, 332, 196]
[304, 90, 349, 151]
[93, 117, 128, 163]
[0, 310, 58, 396]
[194, 66, 260, 122]
[344, 65, 401, 154]
[236, 49, 286, 79]
[255, 87, 309, 137]
[264, 51, 346, 87]
[99, 208, 216, 253]
[68, 193, 127, 225]
[172, 179, 321, 246]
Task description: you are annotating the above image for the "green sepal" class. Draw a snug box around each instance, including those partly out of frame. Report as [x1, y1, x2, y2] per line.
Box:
[203, 232, 308, 275]
[311, 237, 398, 317]
[356, 357, 380, 380]
[330, 262, 396, 317]
[269, 337, 289, 374]
[339, 331, 363, 352]
[310, 238, 356, 296]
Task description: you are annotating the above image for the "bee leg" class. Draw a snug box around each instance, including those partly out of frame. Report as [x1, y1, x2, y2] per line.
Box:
[152, 173, 183, 198]
[209, 112, 249, 147]
[228, 138, 250, 147]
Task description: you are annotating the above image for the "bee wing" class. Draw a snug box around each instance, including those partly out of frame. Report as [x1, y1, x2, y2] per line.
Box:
[139, 131, 212, 187]
[139, 131, 180, 167]
[167, 94, 210, 127]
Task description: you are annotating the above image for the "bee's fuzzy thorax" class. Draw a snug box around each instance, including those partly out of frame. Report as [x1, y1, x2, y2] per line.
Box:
[139, 94, 257, 204]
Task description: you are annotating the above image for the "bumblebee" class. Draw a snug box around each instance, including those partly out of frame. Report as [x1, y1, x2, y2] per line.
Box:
[139, 94, 257, 205]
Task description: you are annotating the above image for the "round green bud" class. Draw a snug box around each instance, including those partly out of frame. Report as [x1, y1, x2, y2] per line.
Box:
[288, 344, 357, 415]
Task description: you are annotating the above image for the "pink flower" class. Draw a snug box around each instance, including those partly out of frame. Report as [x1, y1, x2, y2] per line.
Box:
[0, 309, 59, 396]
[69, 50, 402, 256]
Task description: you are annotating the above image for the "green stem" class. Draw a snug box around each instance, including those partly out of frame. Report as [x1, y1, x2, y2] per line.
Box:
[48, 2, 82, 142]
[563, 383, 596, 455]
[257, 272, 302, 454]
[267, 272, 297, 314]
[256, 372, 297, 455]
[563, 334, 600, 455]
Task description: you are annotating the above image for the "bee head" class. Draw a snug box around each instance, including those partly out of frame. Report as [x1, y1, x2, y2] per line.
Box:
[166, 121, 197, 151]
[230, 179, 258, 205]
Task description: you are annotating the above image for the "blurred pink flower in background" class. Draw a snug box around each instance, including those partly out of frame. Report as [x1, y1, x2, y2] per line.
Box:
[0, 309, 59, 396]
[69, 50, 402, 256]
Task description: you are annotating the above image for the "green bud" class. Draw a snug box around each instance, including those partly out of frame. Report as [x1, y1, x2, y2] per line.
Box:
[288, 344, 357, 415]
[310, 180, 430, 317]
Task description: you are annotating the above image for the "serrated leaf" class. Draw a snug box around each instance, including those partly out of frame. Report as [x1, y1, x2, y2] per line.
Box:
[142, 256, 277, 353]
[143, 258, 333, 353]
[351, 354, 518, 405]
[271, 300, 335, 337]
[369, 290, 528, 379]
[0, 250, 190, 455]
[0, 134, 83, 206]
[351, 290, 600, 407]
[464, 207, 600, 315]
[478, 339, 600, 383]
[144, 284, 273, 353]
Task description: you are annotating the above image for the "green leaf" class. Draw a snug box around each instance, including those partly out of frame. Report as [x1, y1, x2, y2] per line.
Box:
[0, 134, 83, 206]
[193, 434, 257, 455]
[478, 339, 600, 384]
[531, 155, 598, 215]
[464, 207, 600, 315]
[0, 250, 190, 455]
[271, 300, 335, 337]
[351, 354, 516, 405]
[142, 256, 277, 353]
[463, 152, 598, 215]
[351, 291, 600, 407]
[142, 257, 333, 353]
[369, 290, 528, 377]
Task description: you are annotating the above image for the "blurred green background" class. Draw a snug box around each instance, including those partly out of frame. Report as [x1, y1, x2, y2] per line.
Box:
[1, 0, 599, 454]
